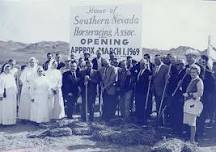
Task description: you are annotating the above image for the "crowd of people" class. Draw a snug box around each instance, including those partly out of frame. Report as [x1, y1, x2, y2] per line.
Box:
[0, 49, 216, 144]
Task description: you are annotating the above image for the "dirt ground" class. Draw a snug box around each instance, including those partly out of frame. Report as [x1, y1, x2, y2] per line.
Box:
[0, 121, 152, 152]
[0, 119, 216, 152]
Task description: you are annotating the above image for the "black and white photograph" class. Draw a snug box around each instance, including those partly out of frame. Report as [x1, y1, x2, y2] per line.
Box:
[0, 0, 216, 151]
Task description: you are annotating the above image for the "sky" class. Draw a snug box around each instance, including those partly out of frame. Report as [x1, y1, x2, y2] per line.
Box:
[0, 0, 216, 50]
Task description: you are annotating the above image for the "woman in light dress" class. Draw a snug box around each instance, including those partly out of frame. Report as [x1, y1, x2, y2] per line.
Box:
[18, 57, 38, 121]
[183, 64, 204, 143]
[30, 66, 52, 123]
[0, 64, 17, 125]
[46, 59, 65, 120]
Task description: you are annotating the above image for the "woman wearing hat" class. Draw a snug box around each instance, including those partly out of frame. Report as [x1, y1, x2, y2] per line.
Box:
[183, 64, 204, 143]
[0, 64, 17, 125]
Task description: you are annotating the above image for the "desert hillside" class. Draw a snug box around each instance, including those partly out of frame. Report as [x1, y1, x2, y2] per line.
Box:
[0, 40, 206, 64]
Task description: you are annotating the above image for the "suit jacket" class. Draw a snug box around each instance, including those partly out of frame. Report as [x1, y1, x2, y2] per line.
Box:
[152, 64, 169, 97]
[117, 68, 133, 94]
[202, 69, 215, 103]
[80, 69, 100, 95]
[166, 64, 178, 96]
[136, 62, 155, 74]
[62, 70, 81, 98]
[92, 57, 106, 70]
[57, 61, 65, 70]
[99, 65, 117, 95]
[43, 60, 50, 71]
[200, 68, 215, 94]
[136, 69, 151, 95]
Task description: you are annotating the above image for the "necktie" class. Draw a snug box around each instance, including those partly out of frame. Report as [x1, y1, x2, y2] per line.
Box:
[155, 66, 159, 74]
[87, 70, 91, 76]
[104, 67, 108, 79]
[147, 63, 151, 71]
[138, 70, 143, 80]
[72, 72, 76, 79]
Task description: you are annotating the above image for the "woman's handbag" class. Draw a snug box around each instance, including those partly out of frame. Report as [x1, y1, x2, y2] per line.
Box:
[184, 99, 203, 116]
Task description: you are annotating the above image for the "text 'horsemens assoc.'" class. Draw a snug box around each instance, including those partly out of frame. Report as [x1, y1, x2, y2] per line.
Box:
[73, 15, 139, 25]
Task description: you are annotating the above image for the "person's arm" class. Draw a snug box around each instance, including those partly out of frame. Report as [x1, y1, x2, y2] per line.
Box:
[62, 72, 68, 95]
[98, 68, 103, 87]
[58, 72, 63, 89]
[88, 71, 98, 84]
[192, 79, 204, 99]
[208, 73, 215, 92]
[19, 69, 27, 86]
[78, 71, 85, 94]
[164, 65, 171, 82]
[29, 80, 36, 102]
[0, 76, 4, 100]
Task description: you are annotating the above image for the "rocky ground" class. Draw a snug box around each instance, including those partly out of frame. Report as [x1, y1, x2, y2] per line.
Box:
[0, 117, 216, 152]
[0, 119, 152, 152]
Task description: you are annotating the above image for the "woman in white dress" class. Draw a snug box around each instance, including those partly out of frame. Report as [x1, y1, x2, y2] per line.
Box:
[46, 60, 65, 120]
[18, 57, 38, 121]
[30, 66, 51, 123]
[0, 64, 17, 125]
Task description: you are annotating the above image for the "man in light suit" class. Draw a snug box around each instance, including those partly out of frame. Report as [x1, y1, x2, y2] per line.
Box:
[99, 59, 118, 121]
[152, 54, 169, 115]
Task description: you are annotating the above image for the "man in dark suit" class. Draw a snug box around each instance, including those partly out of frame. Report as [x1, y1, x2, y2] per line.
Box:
[92, 50, 106, 70]
[117, 60, 133, 121]
[70, 52, 76, 61]
[166, 54, 178, 96]
[143, 53, 155, 118]
[83, 50, 90, 61]
[62, 61, 81, 119]
[169, 59, 186, 135]
[80, 61, 100, 121]
[152, 54, 169, 116]
[181, 52, 198, 93]
[135, 59, 152, 125]
[109, 51, 117, 66]
[126, 56, 133, 69]
[55, 52, 65, 70]
[144, 53, 155, 73]
[163, 54, 178, 124]
[128, 59, 138, 115]
[43, 52, 53, 71]
[99, 59, 118, 121]
[212, 62, 216, 123]
[197, 55, 215, 138]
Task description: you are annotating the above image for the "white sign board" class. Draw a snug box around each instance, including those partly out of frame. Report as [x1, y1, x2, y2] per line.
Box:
[70, 4, 143, 60]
